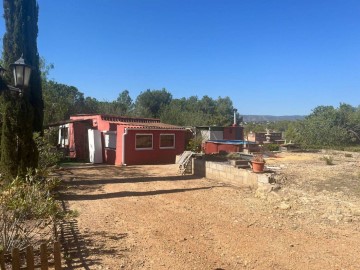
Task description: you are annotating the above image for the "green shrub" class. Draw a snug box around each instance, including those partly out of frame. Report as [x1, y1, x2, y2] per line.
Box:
[343, 146, 360, 152]
[34, 130, 63, 169]
[226, 152, 241, 160]
[186, 137, 203, 152]
[263, 143, 280, 152]
[0, 170, 64, 253]
[320, 155, 334, 165]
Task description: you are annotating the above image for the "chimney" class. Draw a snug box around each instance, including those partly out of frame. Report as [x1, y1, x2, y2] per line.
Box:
[233, 108, 238, 126]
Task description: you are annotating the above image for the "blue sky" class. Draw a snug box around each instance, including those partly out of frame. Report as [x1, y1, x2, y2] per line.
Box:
[1, 0, 360, 116]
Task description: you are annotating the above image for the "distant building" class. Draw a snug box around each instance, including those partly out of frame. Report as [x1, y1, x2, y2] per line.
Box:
[193, 125, 252, 154]
[195, 126, 244, 143]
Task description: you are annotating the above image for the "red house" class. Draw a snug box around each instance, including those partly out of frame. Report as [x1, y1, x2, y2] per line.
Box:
[56, 114, 186, 166]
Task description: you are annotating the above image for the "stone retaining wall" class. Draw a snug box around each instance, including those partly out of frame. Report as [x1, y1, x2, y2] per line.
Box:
[193, 158, 271, 188]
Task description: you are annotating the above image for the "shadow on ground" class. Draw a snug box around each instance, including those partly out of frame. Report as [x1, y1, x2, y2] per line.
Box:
[59, 200, 126, 269]
[62, 186, 219, 201]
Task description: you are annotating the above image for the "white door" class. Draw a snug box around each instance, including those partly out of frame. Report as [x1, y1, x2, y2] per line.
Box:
[88, 129, 103, 163]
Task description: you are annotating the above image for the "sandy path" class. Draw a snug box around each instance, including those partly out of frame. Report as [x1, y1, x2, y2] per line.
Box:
[58, 159, 360, 270]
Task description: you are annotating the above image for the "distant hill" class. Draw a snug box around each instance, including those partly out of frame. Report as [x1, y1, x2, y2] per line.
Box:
[242, 115, 305, 122]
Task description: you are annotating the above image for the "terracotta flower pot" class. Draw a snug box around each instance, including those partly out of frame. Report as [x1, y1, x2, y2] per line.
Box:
[251, 161, 265, 173]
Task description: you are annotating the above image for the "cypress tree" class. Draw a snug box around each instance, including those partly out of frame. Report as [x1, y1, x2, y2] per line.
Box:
[0, 91, 20, 178]
[3, 0, 44, 133]
[16, 95, 38, 176]
[0, 0, 41, 178]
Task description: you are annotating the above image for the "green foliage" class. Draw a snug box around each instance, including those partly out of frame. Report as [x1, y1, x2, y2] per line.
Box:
[186, 137, 203, 152]
[3, 0, 44, 132]
[244, 122, 267, 134]
[160, 95, 238, 126]
[39, 56, 54, 82]
[0, 93, 20, 179]
[244, 121, 291, 138]
[284, 121, 301, 142]
[41, 79, 239, 127]
[34, 130, 63, 169]
[42, 81, 137, 125]
[320, 155, 334, 165]
[0, 93, 38, 179]
[135, 88, 172, 118]
[116, 90, 134, 115]
[42, 80, 86, 125]
[16, 96, 38, 176]
[0, 170, 63, 252]
[285, 104, 360, 148]
[1, 0, 41, 178]
[343, 146, 360, 152]
[263, 144, 280, 151]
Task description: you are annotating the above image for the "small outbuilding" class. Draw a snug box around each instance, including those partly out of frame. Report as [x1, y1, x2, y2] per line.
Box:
[55, 114, 186, 166]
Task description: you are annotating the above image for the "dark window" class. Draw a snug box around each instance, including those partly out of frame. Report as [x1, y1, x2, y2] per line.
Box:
[136, 134, 153, 149]
[160, 134, 175, 149]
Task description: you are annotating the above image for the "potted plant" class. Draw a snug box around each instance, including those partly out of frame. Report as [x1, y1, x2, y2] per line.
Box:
[251, 154, 266, 172]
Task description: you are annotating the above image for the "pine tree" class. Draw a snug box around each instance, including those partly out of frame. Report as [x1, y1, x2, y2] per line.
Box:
[3, 0, 44, 133]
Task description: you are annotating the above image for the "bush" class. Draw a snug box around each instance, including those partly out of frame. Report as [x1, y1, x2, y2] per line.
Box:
[320, 155, 334, 165]
[0, 171, 64, 253]
[263, 143, 280, 152]
[34, 130, 63, 169]
[343, 146, 360, 152]
[186, 137, 203, 152]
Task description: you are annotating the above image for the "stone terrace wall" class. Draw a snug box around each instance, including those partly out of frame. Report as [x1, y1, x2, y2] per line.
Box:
[193, 158, 270, 188]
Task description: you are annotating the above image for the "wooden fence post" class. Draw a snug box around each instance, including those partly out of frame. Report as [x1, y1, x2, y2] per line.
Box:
[0, 250, 5, 270]
[11, 248, 20, 270]
[54, 241, 62, 270]
[26, 245, 35, 270]
[40, 243, 48, 270]
[1, 242, 62, 270]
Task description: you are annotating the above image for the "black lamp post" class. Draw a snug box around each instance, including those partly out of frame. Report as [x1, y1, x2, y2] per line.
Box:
[9, 54, 32, 91]
[0, 55, 32, 93]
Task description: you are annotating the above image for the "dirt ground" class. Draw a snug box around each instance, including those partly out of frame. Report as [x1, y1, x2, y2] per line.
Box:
[57, 150, 360, 269]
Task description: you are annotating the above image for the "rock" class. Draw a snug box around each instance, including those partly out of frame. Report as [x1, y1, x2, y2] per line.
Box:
[321, 213, 328, 219]
[271, 184, 281, 191]
[343, 217, 353, 222]
[255, 183, 281, 200]
[278, 202, 291, 210]
[255, 184, 272, 199]
[327, 214, 343, 222]
[351, 209, 360, 216]
[257, 174, 273, 184]
[267, 191, 282, 202]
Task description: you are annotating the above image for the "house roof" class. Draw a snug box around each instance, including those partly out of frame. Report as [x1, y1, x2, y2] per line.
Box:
[112, 121, 185, 130]
[100, 114, 160, 123]
[51, 114, 185, 130]
[47, 118, 93, 127]
[94, 114, 184, 129]
[72, 114, 161, 124]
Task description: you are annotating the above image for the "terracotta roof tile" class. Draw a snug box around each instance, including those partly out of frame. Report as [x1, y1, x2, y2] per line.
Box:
[114, 121, 184, 130]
